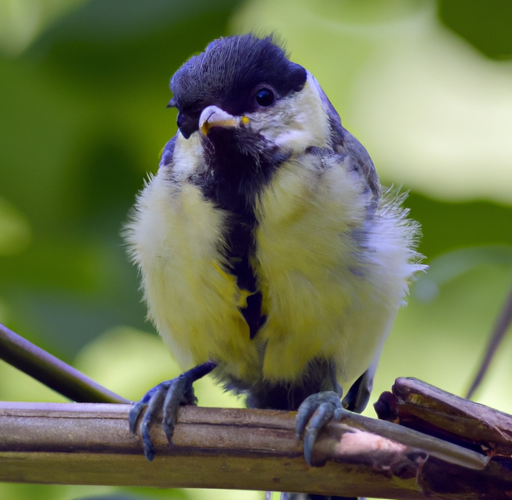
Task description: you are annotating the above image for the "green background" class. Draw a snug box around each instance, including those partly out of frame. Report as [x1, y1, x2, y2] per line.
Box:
[1, 1, 512, 499]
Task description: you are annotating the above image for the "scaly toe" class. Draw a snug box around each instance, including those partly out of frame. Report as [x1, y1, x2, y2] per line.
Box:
[161, 375, 196, 442]
[129, 380, 172, 461]
[296, 391, 343, 467]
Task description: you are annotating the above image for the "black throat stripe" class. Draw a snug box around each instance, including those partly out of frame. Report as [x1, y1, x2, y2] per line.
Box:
[190, 127, 289, 339]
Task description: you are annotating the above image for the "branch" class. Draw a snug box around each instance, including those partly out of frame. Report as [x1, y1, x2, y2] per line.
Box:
[0, 323, 128, 404]
[376, 377, 512, 459]
[1, 392, 510, 499]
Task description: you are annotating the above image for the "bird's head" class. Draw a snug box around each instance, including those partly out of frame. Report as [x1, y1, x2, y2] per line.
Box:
[167, 35, 334, 165]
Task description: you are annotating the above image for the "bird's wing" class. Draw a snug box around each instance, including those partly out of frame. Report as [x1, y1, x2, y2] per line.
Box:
[313, 78, 383, 408]
[314, 78, 381, 206]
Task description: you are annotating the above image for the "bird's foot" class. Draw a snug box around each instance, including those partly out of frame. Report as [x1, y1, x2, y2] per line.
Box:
[129, 360, 216, 461]
[296, 391, 345, 467]
[128, 376, 194, 461]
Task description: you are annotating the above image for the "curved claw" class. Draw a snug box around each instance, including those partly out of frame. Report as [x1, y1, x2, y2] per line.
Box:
[296, 391, 343, 467]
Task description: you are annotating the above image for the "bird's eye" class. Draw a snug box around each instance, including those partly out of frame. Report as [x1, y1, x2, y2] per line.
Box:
[255, 88, 275, 107]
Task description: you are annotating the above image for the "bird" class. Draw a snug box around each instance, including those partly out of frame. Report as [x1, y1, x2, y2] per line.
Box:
[125, 33, 424, 499]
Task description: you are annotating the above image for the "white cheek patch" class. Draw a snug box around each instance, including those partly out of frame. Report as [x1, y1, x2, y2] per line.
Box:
[259, 74, 331, 152]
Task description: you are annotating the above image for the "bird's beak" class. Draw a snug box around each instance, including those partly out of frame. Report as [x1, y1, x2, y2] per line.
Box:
[199, 105, 249, 136]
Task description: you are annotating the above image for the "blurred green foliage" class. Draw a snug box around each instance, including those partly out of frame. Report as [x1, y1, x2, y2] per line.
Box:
[438, 0, 512, 59]
[0, 1, 512, 499]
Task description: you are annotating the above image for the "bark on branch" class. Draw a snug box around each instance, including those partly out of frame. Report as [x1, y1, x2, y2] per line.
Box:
[1, 379, 512, 500]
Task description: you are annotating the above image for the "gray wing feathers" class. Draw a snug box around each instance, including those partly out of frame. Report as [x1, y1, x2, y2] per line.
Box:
[342, 131, 381, 203]
[311, 74, 380, 203]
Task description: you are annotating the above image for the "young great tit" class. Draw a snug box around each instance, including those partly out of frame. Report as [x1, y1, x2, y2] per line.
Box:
[125, 34, 424, 478]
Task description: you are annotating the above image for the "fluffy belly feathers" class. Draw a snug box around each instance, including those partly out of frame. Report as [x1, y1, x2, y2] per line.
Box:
[127, 156, 412, 389]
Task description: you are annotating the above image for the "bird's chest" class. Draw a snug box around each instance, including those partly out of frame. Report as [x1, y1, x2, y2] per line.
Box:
[137, 157, 369, 382]
[252, 160, 371, 380]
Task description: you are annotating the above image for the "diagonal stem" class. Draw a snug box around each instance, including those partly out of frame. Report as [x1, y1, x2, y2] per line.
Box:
[0, 322, 128, 404]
